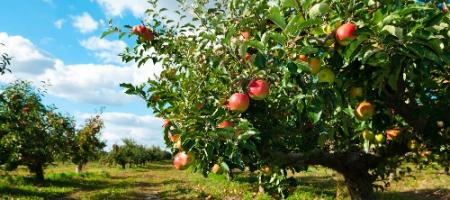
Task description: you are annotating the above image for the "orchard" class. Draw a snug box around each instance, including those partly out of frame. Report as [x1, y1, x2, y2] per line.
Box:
[107, 0, 450, 199]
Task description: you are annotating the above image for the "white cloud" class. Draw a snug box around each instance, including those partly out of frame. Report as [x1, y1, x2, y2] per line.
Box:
[0, 32, 162, 106]
[80, 36, 126, 64]
[94, 0, 149, 17]
[78, 112, 165, 148]
[0, 32, 60, 75]
[72, 12, 98, 34]
[54, 19, 64, 29]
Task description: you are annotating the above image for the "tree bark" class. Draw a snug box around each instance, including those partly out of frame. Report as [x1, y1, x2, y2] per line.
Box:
[75, 164, 83, 173]
[271, 150, 379, 200]
[30, 164, 44, 181]
[342, 169, 376, 200]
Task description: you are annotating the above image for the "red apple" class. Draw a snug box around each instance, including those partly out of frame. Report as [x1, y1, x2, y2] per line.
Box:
[298, 54, 308, 62]
[217, 120, 234, 129]
[132, 24, 154, 41]
[244, 53, 252, 62]
[173, 152, 191, 170]
[335, 22, 357, 46]
[168, 132, 180, 142]
[211, 164, 222, 174]
[309, 58, 321, 75]
[355, 101, 375, 120]
[228, 93, 250, 112]
[386, 128, 400, 140]
[163, 119, 171, 128]
[247, 79, 270, 100]
[22, 107, 30, 113]
[239, 31, 250, 41]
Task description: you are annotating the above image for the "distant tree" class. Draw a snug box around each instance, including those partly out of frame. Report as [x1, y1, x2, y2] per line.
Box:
[0, 81, 75, 181]
[0, 43, 11, 75]
[71, 114, 106, 173]
[107, 139, 170, 168]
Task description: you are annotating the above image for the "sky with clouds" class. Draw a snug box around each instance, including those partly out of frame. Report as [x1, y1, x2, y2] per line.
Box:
[0, 0, 184, 149]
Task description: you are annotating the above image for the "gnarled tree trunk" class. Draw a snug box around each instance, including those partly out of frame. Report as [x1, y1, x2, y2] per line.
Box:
[341, 169, 376, 200]
[272, 150, 379, 200]
[30, 164, 44, 181]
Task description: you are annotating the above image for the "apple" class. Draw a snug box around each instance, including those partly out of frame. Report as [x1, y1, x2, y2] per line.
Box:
[163, 119, 171, 128]
[309, 3, 330, 18]
[317, 69, 336, 84]
[173, 152, 191, 170]
[211, 164, 222, 174]
[362, 130, 374, 141]
[196, 103, 204, 110]
[298, 54, 308, 62]
[386, 128, 401, 140]
[245, 53, 252, 62]
[22, 107, 30, 113]
[228, 93, 250, 112]
[168, 132, 180, 142]
[407, 139, 417, 150]
[132, 24, 154, 41]
[247, 79, 270, 100]
[355, 101, 375, 120]
[349, 87, 363, 99]
[375, 134, 385, 144]
[239, 31, 250, 41]
[335, 22, 357, 46]
[309, 58, 321, 75]
[217, 120, 234, 129]
[261, 165, 272, 175]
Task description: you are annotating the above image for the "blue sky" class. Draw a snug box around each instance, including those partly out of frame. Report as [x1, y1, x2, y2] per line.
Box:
[0, 0, 183, 148]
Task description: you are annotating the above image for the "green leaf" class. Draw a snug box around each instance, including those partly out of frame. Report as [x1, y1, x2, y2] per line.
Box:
[220, 162, 230, 172]
[381, 25, 403, 39]
[284, 14, 304, 36]
[247, 40, 265, 53]
[268, 6, 286, 29]
[254, 53, 266, 69]
[286, 62, 297, 73]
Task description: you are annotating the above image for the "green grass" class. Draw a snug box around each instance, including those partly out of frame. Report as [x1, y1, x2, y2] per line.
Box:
[0, 162, 449, 199]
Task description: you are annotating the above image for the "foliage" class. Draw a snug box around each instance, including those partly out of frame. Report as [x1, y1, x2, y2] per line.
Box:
[107, 0, 450, 199]
[70, 114, 106, 172]
[0, 43, 11, 75]
[0, 81, 76, 180]
[106, 139, 170, 168]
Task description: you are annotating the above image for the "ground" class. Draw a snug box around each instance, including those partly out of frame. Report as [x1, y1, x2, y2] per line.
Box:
[0, 162, 449, 200]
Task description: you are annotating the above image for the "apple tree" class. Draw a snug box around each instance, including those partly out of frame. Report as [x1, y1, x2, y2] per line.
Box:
[106, 0, 450, 199]
[70, 114, 106, 173]
[0, 81, 75, 181]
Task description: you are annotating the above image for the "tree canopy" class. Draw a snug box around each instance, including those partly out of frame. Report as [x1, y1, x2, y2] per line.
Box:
[107, 0, 450, 199]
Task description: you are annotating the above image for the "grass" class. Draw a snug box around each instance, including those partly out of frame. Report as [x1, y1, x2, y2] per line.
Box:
[0, 162, 449, 200]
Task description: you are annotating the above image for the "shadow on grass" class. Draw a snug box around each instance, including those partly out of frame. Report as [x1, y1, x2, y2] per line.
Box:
[0, 172, 123, 199]
[377, 188, 450, 200]
[0, 186, 70, 199]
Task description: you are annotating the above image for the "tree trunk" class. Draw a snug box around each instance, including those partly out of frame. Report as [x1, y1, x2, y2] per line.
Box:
[121, 163, 126, 169]
[31, 164, 44, 181]
[342, 171, 376, 200]
[75, 164, 83, 173]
